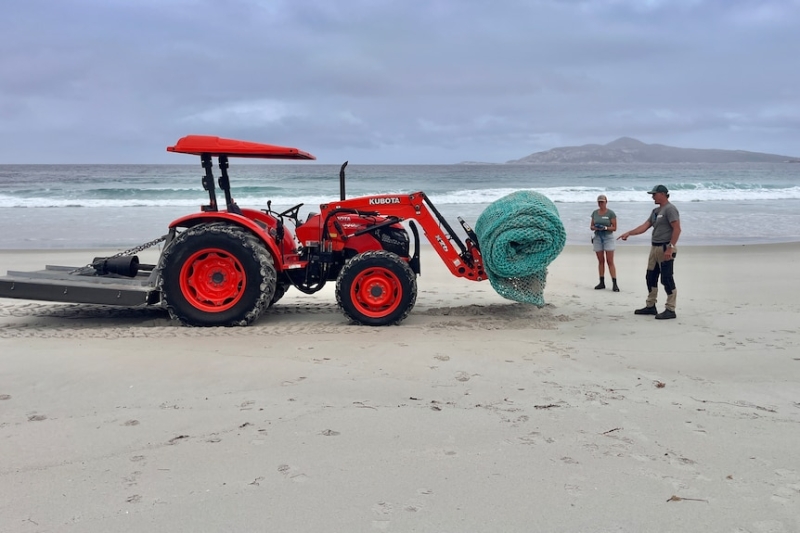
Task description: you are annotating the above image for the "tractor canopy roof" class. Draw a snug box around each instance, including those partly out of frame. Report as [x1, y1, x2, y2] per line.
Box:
[167, 135, 316, 160]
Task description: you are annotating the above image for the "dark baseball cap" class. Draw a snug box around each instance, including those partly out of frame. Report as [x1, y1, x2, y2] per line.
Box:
[648, 185, 669, 194]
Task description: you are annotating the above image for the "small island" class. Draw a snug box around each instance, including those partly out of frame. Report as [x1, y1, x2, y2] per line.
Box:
[506, 137, 799, 164]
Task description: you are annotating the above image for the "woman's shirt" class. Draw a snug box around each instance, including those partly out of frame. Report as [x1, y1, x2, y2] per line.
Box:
[592, 209, 616, 233]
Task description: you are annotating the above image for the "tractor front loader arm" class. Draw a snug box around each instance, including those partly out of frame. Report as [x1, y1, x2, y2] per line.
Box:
[320, 192, 486, 281]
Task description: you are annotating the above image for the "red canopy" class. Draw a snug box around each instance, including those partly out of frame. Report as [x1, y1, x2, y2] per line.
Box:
[167, 135, 316, 160]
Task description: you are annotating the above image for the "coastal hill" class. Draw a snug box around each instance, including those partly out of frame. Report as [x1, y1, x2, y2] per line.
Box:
[507, 137, 799, 164]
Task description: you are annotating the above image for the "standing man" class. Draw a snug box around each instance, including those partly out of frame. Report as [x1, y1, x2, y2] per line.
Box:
[618, 185, 681, 320]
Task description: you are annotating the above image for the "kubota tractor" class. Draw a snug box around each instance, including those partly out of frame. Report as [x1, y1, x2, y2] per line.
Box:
[159, 135, 488, 326]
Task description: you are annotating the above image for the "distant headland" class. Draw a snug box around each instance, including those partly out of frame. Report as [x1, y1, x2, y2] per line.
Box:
[505, 137, 800, 164]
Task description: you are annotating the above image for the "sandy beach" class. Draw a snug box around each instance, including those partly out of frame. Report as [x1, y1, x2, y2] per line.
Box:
[1, 243, 799, 532]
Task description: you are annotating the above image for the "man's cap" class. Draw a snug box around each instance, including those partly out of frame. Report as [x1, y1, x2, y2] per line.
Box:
[648, 184, 669, 194]
[597, 194, 607, 201]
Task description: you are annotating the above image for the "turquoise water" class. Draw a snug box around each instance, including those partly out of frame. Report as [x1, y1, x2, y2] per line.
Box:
[1, 162, 798, 248]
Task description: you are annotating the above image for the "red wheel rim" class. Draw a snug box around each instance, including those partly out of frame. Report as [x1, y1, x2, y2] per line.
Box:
[179, 248, 246, 312]
[350, 267, 402, 318]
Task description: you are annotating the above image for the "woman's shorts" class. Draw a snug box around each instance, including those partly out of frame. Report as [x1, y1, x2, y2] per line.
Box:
[592, 232, 616, 252]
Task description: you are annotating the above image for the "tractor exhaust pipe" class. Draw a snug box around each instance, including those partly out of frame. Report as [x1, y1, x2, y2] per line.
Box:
[339, 161, 348, 201]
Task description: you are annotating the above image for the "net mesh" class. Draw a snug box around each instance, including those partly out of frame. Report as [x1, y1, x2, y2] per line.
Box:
[475, 190, 566, 306]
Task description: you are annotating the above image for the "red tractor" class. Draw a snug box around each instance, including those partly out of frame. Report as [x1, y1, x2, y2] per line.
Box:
[0, 135, 486, 326]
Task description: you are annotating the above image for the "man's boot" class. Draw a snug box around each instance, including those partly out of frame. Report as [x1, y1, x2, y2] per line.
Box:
[634, 305, 658, 315]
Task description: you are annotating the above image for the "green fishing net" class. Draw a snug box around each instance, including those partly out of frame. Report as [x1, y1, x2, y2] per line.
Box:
[475, 190, 566, 305]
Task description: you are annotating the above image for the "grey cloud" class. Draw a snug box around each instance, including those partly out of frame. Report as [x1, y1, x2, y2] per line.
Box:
[1, 0, 799, 163]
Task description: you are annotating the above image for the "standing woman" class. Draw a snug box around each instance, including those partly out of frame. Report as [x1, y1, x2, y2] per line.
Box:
[591, 194, 619, 291]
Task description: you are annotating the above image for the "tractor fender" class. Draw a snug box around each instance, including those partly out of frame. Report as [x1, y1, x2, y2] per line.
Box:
[168, 212, 285, 270]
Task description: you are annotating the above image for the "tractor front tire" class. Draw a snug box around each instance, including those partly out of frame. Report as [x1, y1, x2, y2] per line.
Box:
[336, 250, 417, 326]
[159, 223, 276, 326]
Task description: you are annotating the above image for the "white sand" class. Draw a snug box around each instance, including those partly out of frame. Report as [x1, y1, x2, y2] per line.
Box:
[1, 243, 799, 532]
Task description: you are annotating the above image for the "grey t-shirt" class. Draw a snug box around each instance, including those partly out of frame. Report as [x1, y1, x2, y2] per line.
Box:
[592, 209, 616, 232]
[650, 203, 679, 243]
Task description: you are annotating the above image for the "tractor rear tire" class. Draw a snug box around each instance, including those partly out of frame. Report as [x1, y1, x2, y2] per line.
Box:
[159, 223, 276, 326]
[336, 250, 417, 326]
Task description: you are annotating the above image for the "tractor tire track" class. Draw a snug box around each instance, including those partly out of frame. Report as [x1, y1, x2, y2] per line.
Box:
[0, 301, 570, 338]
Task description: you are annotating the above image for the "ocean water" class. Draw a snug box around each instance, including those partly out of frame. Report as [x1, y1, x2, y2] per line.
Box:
[0, 162, 798, 249]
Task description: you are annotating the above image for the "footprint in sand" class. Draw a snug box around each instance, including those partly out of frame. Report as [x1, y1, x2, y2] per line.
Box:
[749, 519, 791, 533]
[518, 431, 555, 445]
[770, 484, 800, 506]
[122, 471, 142, 487]
[770, 469, 800, 506]
[402, 493, 428, 513]
[371, 501, 394, 530]
[277, 464, 308, 482]
[666, 452, 698, 472]
[372, 490, 432, 527]
[685, 420, 708, 435]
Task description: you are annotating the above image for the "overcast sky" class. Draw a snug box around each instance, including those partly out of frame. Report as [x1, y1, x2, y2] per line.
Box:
[2, 0, 799, 164]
